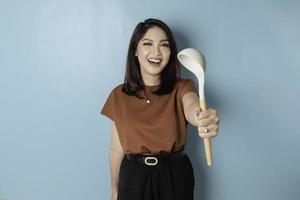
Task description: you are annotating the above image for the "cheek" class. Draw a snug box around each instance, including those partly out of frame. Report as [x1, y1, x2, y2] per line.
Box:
[164, 50, 171, 61]
[140, 48, 151, 58]
[136, 45, 145, 55]
[163, 48, 171, 56]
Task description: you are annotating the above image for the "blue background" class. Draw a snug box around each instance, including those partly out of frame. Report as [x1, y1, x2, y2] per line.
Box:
[1, 0, 299, 199]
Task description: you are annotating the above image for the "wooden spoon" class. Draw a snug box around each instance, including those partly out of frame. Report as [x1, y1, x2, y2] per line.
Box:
[177, 48, 213, 166]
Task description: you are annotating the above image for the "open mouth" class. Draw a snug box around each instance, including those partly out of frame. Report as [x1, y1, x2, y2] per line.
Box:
[148, 58, 162, 65]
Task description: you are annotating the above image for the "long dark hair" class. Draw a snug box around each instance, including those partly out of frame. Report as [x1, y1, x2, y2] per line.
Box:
[121, 18, 180, 98]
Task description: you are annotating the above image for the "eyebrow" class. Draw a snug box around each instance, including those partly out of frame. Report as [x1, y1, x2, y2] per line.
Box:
[142, 38, 169, 42]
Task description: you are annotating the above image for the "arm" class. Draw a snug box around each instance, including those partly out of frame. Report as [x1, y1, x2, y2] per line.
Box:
[182, 92, 201, 127]
[183, 92, 220, 138]
[109, 121, 125, 198]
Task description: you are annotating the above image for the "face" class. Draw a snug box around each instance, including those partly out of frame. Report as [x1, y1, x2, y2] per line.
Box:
[135, 26, 171, 82]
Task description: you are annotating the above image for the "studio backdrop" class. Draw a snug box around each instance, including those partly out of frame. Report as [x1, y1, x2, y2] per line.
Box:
[0, 0, 299, 200]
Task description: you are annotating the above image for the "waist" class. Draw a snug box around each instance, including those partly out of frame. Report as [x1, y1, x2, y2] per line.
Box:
[125, 149, 185, 166]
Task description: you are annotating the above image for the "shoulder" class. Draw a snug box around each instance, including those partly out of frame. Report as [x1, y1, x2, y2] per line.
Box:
[103, 83, 125, 104]
[109, 83, 125, 95]
[176, 78, 195, 88]
[176, 78, 197, 99]
[113, 83, 124, 91]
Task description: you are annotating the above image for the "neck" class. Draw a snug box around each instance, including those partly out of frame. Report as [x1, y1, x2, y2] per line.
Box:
[142, 75, 161, 86]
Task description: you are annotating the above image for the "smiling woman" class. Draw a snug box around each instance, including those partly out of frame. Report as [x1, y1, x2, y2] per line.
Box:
[135, 32, 170, 73]
[134, 27, 171, 86]
[100, 18, 220, 200]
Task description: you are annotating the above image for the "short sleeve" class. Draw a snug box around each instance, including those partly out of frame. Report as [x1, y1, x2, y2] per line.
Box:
[178, 79, 198, 100]
[100, 89, 115, 121]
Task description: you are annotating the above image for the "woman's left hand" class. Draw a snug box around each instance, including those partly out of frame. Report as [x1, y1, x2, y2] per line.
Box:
[196, 108, 220, 139]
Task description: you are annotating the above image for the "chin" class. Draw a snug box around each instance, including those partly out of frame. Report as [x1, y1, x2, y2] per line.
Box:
[149, 67, 166, 74]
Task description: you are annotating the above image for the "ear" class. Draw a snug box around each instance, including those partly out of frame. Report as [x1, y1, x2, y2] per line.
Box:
[135, 51, 137, 56]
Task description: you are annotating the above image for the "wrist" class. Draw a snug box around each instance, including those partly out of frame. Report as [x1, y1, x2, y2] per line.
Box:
[187, 102, 201, 127]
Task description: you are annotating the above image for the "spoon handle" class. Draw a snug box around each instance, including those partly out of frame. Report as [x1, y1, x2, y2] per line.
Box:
[199, 99, 213, 166]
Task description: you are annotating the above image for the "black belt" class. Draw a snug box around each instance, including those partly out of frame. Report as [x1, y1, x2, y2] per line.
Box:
[125, 149, 185, 166]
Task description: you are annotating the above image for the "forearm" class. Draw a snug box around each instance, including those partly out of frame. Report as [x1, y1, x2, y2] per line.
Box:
[109, 149, 125, 194]
[185, 98, 201, 127]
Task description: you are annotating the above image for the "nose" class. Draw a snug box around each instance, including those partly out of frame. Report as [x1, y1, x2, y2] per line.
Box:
[153, 45, 162, 56]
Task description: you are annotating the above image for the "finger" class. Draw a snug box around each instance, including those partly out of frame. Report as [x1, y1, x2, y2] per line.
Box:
[205, 124, 219, 133]
[194, 107, 201, 117]
[198, 108, 219, 120]
[198, 110, 210, 119]
[198, 116, 216, 126]
[203, 108, 216, 115]
[215, 114, 220, 124]
[206, 108, 220, 120]
[203, 131, 217, 139]
[199, 113, 220, 124]
[213, 110, 220, 122]
[198, 124, 218, 134]
[198, 130, 217, 139]
[198, 123, 219, 137]
[198, 126, 210, 133]
[208, 108, 217, 115]
[214, 116, 220, 124]
[198, 127, 217, 139]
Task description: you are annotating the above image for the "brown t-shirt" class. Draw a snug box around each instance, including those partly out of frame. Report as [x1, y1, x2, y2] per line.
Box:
[100, 78, 198, 154]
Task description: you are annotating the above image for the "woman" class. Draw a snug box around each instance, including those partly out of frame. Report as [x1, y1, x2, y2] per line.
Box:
[101, 18, 220, 200]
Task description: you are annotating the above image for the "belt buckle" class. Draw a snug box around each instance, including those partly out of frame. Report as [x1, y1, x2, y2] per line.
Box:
[144, 156, 158, 166]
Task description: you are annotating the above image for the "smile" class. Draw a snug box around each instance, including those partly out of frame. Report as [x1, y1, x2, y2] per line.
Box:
[148, 58, 162, 64]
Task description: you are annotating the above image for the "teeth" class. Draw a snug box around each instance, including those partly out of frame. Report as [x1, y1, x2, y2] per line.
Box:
[148, 58, 161, 63]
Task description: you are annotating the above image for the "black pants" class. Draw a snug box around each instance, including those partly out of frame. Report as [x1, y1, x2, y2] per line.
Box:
[117, 150, 195, 200]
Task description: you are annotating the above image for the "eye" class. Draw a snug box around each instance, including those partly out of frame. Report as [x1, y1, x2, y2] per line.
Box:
[143, 42, 152, 46]
[162, 43, 170, 47]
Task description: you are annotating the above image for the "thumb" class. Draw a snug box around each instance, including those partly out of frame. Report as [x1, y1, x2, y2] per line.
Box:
[195, 108, 201, 121]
